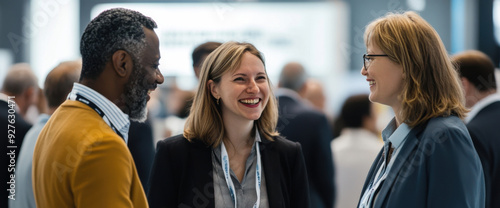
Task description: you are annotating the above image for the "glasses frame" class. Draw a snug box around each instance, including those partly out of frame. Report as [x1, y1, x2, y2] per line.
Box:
[363, 54, 388, 70]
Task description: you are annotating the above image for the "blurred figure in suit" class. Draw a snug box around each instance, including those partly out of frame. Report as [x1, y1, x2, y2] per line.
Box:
[453, 50, 500, 208]
[331, 94, 382, 208]
[303, 79, 327, 113]
[9, 60, 81, 208]
[1, 63, 38, 207]
[276, 62, 335, 208]
[128, 119, 156, 195]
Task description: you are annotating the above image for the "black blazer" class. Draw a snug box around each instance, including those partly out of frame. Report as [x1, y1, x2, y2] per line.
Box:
[147, 134, 310, 208]
[128, 120, 155, 195]
[358, 116, 485, 208]
[1, 100, 32, 208]
[276, 94, 335, 208]
[467, 101, 500, 208]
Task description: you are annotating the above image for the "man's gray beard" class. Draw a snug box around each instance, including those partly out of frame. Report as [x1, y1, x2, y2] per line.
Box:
[123, 61, 149, 123]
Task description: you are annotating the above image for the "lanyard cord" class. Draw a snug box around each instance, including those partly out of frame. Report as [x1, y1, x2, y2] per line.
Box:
[73, 94, 124, 139]
[359, 143, 394, 208]
[220, 141, 261, 208]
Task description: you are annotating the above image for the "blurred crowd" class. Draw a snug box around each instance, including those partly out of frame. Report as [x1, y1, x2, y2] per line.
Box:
[2, 7, 500, 208]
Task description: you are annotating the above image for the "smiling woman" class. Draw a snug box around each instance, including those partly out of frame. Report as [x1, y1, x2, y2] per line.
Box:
[148, 41, 310, 208]
[358, 11, 484, 208]
[208, 52, 270, 125]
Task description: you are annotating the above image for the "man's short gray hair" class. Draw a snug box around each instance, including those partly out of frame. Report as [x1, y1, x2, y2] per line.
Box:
[279, 62, 307, 92]
[1, 63, 38, 95]
[79, 8, 157, 80]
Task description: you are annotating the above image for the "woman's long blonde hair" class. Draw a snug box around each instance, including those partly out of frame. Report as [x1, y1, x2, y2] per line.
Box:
[364, 11, 468, 127]
[183, 41, 279, 147]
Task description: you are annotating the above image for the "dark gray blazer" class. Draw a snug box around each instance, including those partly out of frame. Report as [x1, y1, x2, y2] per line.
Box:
[1, 100, 32, 208]
[147, 134, 310, 208]
[467, 101, 500, 208]
[358, 116, 485, 208]
[276, 94, 335, 208]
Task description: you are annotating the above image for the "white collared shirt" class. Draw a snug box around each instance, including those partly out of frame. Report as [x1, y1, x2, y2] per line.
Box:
[68, 83, 130, 143]
[465, 93, 500, 124]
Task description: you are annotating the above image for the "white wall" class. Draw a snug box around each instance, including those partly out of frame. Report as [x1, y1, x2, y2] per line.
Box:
[29, 0, 80, 87]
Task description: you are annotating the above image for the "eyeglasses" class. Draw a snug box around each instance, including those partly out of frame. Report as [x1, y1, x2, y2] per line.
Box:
[363, 54, 388, 70]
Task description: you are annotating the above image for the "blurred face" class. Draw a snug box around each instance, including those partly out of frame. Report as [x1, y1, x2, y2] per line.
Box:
[123, 28, 164, 122]
[209, 52, 270, 123]
[194, 54, 209, 79]
[361, 41, 404, 110]
[364, 103, 379, 135]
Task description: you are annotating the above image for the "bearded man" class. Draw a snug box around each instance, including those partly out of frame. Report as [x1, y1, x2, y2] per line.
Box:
[32, 8, 164, 207]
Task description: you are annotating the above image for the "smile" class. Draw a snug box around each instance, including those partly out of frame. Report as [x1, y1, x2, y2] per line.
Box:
[369, 80, 375, 86]
[239, 98, 260, 105]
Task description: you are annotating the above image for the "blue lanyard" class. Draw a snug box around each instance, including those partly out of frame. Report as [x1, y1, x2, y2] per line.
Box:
[73, 94, 124, 139]
[359, 159, 388, 208]
[220, 141, 262, 208]
[359, 143, 396, 208]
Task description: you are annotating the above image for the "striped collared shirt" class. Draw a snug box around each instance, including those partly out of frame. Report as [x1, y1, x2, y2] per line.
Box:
[68, 83, 130, 143]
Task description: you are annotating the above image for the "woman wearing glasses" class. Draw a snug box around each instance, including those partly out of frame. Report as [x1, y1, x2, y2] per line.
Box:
[358, 11, 485, 208]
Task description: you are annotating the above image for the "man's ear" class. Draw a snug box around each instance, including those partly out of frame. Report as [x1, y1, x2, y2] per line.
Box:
[207, 80, 219, 98]
[112, 50, 133, 78]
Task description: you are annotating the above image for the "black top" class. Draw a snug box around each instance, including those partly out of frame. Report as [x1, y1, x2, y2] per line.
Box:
[1, 99, 32, 207]
[467, 101, 500, 208]
[127, 119, 155, 195]
[277, 94, 335, 208]
[147, 134, 310, 208]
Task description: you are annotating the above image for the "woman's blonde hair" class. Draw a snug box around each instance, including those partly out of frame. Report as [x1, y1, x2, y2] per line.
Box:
[364, 11, 467, 127]
[183, 41, 279, 147]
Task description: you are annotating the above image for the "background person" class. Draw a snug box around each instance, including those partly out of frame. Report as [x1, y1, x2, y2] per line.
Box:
[128, 119, 156, 195]
[192, 41, 222, 79]
[452, 50, 500, 208]
[276, 61, 335, 208]
[9, 60, 81, 208]
[358, 11, 484, 207]
[1, 63, 39, 207]
[331, 94, 382, 208]
[148, 42, 309, 208]
[302, 79, 327, 113]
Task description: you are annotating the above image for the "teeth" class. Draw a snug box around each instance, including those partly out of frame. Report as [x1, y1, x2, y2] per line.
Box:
[240, 98, 259, 104]
[369, 81, 375, 86]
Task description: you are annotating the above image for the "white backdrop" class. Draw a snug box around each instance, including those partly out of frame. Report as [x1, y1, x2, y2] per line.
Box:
[92, 2, 349, 92]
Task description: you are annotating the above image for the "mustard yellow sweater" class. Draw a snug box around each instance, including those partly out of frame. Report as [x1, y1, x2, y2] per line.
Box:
[33, 100, 147, 207]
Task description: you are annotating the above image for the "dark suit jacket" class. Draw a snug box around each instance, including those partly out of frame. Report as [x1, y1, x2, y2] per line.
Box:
[467, 101, 500, 208]
[128, 119, 155, 195]
[147, 134, 310, 208]
[1, 100, 32, 208]
[358, 116, 485, 208]
[276, 93, 335, 208]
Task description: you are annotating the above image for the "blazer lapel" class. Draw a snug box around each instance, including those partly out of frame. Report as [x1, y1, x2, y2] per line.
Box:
[373, 124, 425, 207]
[360, 149, 384, 195]
[260, 138, 284, 208]
[191, 140, 215, 207]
